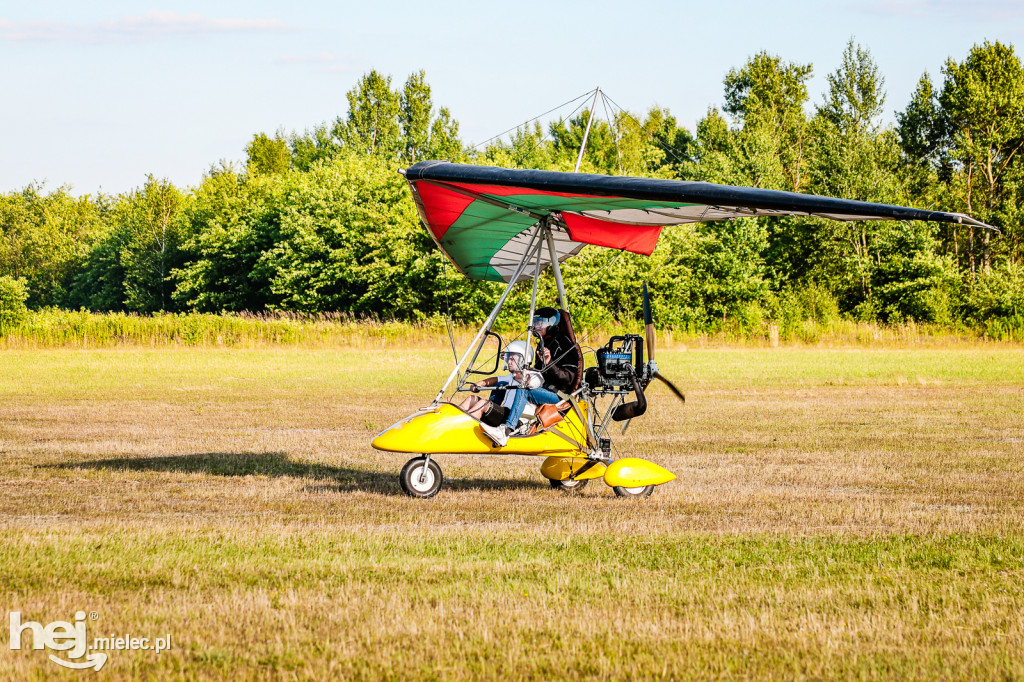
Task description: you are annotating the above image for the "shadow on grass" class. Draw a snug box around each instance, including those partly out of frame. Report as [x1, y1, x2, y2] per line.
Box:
[46, 452, 547, 495]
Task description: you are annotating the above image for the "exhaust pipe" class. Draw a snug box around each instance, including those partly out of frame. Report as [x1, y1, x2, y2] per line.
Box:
[611, 369, 647, 421]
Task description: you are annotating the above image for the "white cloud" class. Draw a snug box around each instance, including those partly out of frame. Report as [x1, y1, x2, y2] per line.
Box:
[0, 11, 296, 43]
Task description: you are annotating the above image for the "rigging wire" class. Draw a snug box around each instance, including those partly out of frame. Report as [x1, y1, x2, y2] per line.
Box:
[601, 91, 693, 172]
[469, 88, 597, 151]
[558, 247, 627, 352]
[509, 93, 593, 168]
[469, 86, 691, 175]
[599, 91, 623, 174]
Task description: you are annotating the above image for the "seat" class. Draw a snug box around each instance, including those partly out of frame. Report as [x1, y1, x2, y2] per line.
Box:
[556, 308, 584, 393]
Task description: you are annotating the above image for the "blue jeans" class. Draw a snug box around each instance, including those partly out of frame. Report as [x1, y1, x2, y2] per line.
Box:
[502, 386, 560, 429]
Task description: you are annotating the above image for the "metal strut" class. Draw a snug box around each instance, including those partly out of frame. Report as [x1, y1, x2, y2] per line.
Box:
[527, 228, 543, 350]
[433, 230, 544, 403]
[418, 453, 432, 485]
[544, 222, 569, 311]
[574, 86, 601, 173]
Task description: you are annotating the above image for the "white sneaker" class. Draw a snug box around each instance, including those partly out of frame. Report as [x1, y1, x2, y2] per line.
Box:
[481, 423, 509, 447]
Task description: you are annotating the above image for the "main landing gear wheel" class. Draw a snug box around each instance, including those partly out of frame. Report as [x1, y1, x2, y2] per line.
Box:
[400, 456, 443, 498]
[549, 478, 588, 493]
[613, 485, 655, 498]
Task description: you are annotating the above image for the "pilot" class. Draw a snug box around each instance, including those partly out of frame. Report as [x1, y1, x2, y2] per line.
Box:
[530, 307, 582, 395]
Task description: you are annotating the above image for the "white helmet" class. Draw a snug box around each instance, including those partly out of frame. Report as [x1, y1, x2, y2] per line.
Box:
[502, 340, 535, 371]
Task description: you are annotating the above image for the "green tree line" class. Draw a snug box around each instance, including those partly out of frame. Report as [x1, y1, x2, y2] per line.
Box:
[2, 44, 1023, 334]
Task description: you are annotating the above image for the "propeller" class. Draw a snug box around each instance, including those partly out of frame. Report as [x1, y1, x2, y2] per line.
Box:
[642, 282, 685, 403]
[618, 282, 685, 433]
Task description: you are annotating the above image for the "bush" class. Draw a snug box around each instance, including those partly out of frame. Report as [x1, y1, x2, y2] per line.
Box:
[963, 261, 1024, 321]
[770, 282, 841, 338]
[962, 261, 1024, 339]
[0, 275, 29, 330]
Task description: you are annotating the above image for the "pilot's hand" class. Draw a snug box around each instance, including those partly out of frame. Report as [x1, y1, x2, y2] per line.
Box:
[470, 383, 480, 393]
[541, 348, 552, 364]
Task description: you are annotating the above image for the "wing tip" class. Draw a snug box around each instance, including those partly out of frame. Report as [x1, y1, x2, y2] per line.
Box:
[952, 213, 1000, 233]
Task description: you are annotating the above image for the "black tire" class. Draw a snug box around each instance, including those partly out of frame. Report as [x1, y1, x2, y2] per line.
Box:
[549, 478, 589, 493]
[399, 457, 443, 498]
[612, 484, 654, 498]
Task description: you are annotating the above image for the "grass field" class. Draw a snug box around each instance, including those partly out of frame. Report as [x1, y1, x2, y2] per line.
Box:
[1, 345, 1023, 679]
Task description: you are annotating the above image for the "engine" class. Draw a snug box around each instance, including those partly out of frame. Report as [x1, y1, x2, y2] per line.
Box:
[587, 334, 646, 391]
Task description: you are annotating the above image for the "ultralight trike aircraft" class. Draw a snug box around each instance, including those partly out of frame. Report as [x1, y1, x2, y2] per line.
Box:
[371, 160, 992, 498]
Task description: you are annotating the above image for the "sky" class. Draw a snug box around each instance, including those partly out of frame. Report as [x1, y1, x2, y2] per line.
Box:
[1, 0, 1022, 196]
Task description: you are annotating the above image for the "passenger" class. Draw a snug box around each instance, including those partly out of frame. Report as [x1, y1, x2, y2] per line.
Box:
[461, 341, 556, 446]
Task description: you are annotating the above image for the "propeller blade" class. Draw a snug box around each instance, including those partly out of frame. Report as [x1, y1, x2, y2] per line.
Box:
[642, 281, 655, 362]
[652, 371, 685, 402]
[642, 281, 652, 326]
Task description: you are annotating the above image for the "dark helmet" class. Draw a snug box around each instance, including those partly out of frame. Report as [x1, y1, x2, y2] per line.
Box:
[531, 307, 560, 336]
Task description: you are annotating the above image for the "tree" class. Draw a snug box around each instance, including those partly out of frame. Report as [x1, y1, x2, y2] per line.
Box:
[173, 167, 282, 312]
[246, 132, 290, 175]
[400, 71, 433, 163]
[338, 70, 403, 158]
[642, 107, 695, 178]
[606, 107, 694, 178]
[818, 40, 885, 135]
[428, 106, 462, 161]
[70, 178, 187, 312]
[288, 70, 463, 166]
[119, 178, 187, 312]
[481, 122, 553, 170]
[897, 73, 943, 173]
[289, 124, 342, 172]
[938, 41, 1024, 271]
[399, 72, 463, 163]
[804, 40, 949, 320]
[722, 51, 814, 191]
[262, 153, 437, 315]
[0, 184, 104, 307]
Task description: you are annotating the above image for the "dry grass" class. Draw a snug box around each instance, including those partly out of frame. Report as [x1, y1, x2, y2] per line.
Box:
[1, 346, 1023, 679]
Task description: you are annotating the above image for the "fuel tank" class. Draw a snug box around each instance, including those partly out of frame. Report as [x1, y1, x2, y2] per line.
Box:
[540, 456, 607, 481]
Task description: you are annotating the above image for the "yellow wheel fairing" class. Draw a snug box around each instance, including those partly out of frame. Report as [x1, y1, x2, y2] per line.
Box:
[539, 456, 607, 481]
[603, 458, 676, 487]
[371, 402, 589, 456]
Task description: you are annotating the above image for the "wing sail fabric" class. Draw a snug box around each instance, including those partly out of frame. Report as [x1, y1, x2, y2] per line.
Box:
[404, 161, 993, 283]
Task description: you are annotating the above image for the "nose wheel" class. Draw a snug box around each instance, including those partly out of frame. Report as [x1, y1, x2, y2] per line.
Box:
[400, 456, 443, 498]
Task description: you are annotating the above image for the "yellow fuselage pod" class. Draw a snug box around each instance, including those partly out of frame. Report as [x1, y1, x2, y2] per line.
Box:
[603, 457, 677, 487]
[371, 402, 590, 456]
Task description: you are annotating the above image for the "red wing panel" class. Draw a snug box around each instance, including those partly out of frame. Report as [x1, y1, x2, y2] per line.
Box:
[562, 212, 663, 255]
[414, 182, 477, 240]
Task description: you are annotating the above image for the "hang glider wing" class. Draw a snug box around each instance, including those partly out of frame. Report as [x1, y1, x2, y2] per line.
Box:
[402, 161, 994, 283]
